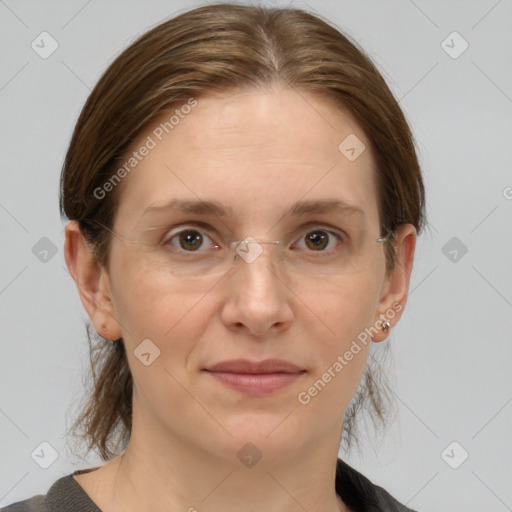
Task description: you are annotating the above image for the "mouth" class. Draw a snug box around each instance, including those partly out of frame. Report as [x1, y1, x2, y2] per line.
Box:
[203, 359, 306, 396]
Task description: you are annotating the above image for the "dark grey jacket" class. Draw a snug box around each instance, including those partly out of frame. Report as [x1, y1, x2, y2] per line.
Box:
[1, 458, 418, 511]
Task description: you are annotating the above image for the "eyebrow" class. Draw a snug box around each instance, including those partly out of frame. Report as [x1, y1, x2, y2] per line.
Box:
[141, 198, 365, 218]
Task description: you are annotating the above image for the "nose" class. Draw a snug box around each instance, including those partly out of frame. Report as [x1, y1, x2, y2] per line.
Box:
[220, 243, 294, 338]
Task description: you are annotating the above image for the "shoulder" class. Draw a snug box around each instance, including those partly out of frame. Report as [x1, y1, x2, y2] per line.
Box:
[1, 494, 46, 511]
[1, 471, 100, 512]
[336, 458, 418, 512]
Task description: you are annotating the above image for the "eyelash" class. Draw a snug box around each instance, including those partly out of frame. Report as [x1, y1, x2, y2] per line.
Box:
[161, 223, 346, 254]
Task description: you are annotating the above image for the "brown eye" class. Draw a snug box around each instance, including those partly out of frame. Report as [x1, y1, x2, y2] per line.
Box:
[295, 229, 341, 252]
[178, 230, 204, 251]
[166, 229, 215, 252]
[163, 224, 220, 254]
[304, 231, 328, 250]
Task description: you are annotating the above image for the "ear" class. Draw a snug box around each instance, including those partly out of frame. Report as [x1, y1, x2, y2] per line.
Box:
[64, 220, 123, 341]
[371, 223, 417, 342]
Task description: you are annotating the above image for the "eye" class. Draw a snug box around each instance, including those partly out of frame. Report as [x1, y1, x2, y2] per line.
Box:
[294, 229, 342, 252]
[164, 228, 218, 252]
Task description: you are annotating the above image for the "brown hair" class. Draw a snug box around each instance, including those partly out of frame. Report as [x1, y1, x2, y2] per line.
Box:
[61, 2, 425, 461]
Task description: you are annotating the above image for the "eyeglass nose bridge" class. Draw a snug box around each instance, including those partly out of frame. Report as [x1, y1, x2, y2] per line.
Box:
[229, 237, 282, 264]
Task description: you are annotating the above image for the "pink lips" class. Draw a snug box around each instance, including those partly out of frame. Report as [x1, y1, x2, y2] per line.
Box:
[204, 359, 305, 396]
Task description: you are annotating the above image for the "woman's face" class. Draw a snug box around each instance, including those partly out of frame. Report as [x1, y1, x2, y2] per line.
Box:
[88, 87, 412, 465]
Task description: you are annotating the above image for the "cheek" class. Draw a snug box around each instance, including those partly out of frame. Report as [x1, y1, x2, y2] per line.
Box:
[109, 253, 213, 349]
[303, 273, 381, 377]
[294, 276, 379, 421]
[304, 272, 381, 346]
[110, 267, 214, 409]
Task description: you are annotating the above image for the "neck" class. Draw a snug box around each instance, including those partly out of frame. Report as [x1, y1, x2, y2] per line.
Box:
[96, 415, 351, 512]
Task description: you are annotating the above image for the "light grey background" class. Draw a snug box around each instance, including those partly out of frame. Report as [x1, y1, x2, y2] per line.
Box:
[1, 1, 511, 511]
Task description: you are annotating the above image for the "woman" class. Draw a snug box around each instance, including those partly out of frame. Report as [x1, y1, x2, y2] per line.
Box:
[4, 3, 424, 511]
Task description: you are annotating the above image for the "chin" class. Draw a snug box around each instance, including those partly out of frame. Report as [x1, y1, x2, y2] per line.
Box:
[212, 413, 312, 466]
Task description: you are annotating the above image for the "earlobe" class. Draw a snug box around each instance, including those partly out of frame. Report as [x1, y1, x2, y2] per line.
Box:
[372, 223, 417, 342]
[64, 221, 122, 340]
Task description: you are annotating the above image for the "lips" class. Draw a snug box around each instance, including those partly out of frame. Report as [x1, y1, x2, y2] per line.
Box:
[203, 359, 305, 396]
[205, 358, 304, 374]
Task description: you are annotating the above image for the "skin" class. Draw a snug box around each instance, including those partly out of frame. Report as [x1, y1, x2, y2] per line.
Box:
[65, 87, 416, 512]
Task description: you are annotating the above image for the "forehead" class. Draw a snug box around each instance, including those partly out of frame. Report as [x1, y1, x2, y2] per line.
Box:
[113, 87, 380, 230]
